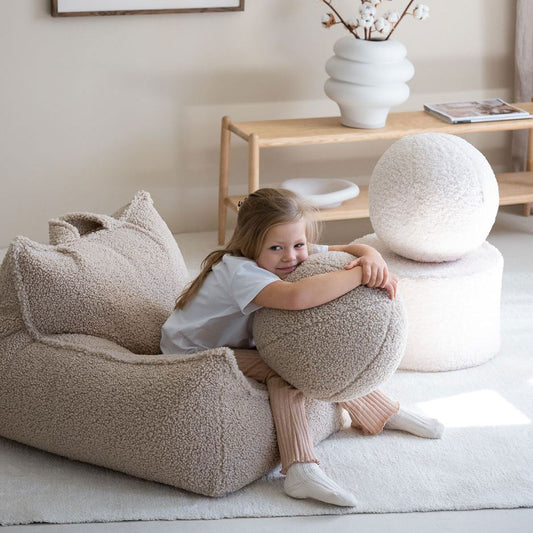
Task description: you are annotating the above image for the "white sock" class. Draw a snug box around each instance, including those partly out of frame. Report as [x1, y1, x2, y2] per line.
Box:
[384, 408, 444, 439]
[284, 462, 357, 507]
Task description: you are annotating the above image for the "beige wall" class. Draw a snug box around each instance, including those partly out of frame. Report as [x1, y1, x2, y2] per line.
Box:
[0, 0, 516, 248]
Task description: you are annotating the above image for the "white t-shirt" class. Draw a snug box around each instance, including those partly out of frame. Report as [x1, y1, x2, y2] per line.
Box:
[160, 245, 327, 355]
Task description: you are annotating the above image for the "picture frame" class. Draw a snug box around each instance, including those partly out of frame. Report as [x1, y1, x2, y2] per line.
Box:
[51, 0, 245, 17]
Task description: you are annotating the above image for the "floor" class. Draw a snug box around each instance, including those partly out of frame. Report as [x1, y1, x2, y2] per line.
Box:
[2, 205, 533, 532]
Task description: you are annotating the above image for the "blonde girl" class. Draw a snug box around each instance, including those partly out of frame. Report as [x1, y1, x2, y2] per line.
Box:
[161, 188, 443, 507]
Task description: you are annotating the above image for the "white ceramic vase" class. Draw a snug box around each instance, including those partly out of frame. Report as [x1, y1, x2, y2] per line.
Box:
[325, 36, 415, 129]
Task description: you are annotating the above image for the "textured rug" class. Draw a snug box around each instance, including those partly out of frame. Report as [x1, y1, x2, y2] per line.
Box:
[1, 271, 532, 525]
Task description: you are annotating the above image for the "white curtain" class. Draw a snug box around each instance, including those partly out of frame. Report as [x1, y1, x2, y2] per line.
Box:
[512, 0, 533, 172]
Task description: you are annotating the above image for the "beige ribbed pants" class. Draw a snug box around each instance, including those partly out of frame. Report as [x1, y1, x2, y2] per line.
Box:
[234, 349, 399, 474]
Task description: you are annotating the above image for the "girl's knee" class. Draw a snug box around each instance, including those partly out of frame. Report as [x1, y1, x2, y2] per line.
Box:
[234, 349, 278, 382]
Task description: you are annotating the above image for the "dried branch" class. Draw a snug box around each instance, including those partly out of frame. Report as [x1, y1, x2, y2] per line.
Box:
[385, 0, 415, 40]
[319, 0, 360, 39]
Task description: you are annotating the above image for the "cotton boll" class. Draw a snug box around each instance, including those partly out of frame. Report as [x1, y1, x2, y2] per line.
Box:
[374, 17, 391, 34]
[384, 10, 401, 23]
[413, 4, 430, 20]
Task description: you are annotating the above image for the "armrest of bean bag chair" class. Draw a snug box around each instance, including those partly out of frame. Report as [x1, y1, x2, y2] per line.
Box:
[0, 330, 343, 496]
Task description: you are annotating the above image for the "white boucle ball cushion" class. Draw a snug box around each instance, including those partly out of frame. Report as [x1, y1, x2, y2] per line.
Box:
[253, 252, 407, 402]
[369, 133, 499, 262]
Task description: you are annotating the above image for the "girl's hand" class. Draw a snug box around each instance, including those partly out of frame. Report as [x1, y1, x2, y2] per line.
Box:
[380, 273, 398, 300]
[345, 250, 389, 288]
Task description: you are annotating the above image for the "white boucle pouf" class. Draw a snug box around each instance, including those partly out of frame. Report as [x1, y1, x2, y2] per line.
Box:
[352, 234, 503, 371]
[369, 133, 499, 262]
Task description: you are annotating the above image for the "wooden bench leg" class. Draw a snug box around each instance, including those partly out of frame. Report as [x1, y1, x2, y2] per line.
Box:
[525, 125, 533, 217]
[248, 133, 260, 193]
[218, 116, 231, 245]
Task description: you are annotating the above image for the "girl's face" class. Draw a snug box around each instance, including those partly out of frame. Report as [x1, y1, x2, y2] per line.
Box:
[255, 220, 309, 279]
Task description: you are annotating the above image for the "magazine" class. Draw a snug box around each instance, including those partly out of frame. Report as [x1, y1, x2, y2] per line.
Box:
[423, 98, 531, 124]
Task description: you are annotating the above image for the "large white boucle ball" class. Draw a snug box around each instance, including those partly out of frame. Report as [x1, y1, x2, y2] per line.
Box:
[369, 133, 499, 262]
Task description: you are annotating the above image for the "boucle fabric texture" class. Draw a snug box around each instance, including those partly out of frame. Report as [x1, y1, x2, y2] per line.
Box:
[369, 133, 499, 262]
[0, 331, 342, 497]
[1, 268, 532, 524]
[0, 192, 344, 496]
[352, 234, 503, 371]
[253, 252, 408, 402]
[12, 190, 188, 354]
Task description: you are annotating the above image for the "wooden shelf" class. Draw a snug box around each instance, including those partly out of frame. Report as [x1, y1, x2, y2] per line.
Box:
[226, 186, 370, 221]
[229, 103, 533, 147]
[225, 171, 533, 222]
[218, 103, 533, 244]
[497, 171, 533, 204]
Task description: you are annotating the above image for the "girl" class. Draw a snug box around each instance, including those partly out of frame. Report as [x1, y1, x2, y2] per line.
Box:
[161, 188, 443, 507]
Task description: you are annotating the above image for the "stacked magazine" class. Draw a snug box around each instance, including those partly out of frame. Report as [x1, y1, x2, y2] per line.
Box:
[424, 98, 531, 124]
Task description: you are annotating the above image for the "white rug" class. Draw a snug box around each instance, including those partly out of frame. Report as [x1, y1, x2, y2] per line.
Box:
[1, 271, 532, 526]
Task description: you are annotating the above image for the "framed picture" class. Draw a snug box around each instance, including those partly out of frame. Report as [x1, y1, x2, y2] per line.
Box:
[51, 0, 245, 17]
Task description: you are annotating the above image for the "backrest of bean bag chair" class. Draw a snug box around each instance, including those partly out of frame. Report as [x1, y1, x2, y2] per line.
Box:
[4, 191, 187, 354]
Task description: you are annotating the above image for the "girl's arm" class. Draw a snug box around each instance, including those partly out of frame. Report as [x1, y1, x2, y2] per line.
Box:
[252, 266, 397, 310]
[252, 266, 365, 310]
[329, 243, 390, 288]
[253, 243, 397, 311]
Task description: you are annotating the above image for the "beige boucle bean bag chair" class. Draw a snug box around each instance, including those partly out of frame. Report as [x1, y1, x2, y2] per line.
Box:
[253, 252, 408, 402]
[0, 191, 343, 497]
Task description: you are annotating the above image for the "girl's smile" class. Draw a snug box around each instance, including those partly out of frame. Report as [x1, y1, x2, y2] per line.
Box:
[255, 220, 309, 279]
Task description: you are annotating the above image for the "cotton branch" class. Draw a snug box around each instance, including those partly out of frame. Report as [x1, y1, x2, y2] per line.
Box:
[319, 0, 360, 39]
[385, 0, 415, 40]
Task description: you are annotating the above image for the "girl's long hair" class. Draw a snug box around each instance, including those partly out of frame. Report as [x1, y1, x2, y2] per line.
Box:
[175, 188, 320, 310]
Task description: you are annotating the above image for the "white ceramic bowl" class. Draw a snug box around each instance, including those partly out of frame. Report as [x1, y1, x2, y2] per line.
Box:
[281, 178, 360, 209]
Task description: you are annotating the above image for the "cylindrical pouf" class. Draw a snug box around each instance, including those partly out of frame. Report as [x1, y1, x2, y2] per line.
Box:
[352, 234, 503, 371]
[369, 133, 499, 262]
[253, 251, 407, 402]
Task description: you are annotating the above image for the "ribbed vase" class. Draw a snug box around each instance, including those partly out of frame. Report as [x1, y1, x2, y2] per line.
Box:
[325, 36, 414, 129]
